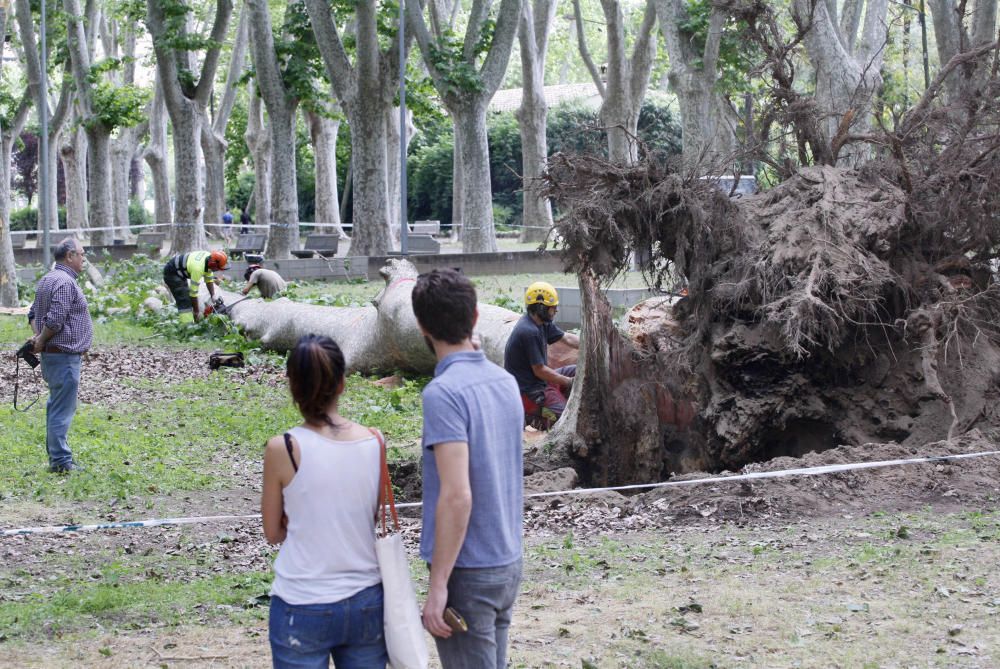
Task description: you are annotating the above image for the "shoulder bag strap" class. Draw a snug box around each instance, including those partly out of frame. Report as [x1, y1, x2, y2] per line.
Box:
[369, 428, 399, 536]
[283, 432, 298, 472]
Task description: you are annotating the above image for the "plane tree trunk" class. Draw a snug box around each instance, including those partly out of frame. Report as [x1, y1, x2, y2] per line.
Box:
[409, 0, 522, 252]
[203, 6, 248, 240]
[146, 0, 233, 253]
[516, 0, 557, 243]
[304, 0, 409, 255]
[572, 0, 657, 166]
[246, 0, 301, 259]
[305, 106, 345, 236]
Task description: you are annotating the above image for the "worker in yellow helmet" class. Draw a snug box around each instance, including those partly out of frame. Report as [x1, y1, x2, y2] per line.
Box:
[162, 250, 228, 323]
[503, 281, 580, 429]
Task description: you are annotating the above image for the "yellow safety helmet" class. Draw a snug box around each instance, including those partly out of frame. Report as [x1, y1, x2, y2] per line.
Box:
[525, 281, 559, 307]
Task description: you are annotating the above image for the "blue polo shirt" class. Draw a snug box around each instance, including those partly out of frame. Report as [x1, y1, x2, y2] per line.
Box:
[420, 351, 524, 568]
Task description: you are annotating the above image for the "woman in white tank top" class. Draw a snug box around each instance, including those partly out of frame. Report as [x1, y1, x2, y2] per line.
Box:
[261, 334, 387, 668]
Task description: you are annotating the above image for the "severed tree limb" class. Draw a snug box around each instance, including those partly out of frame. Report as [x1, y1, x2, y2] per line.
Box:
[214, 259, 523, 375]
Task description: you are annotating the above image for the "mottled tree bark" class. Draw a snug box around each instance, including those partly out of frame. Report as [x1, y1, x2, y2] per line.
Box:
[244, 89, 272, 232]
[410, 0, 522, 252]
[927, 0, 998, 100]
[246, 0, 300, 259]
[142, 75, 173, 235]
[516, 0, 557, 243]
[146, 0, 233, 253]
[61, 125, 89, 231]
[573, 0, 657, 165]
[203, 6, 248, 240]
[792, 0, 888, 166]
[0, 86, 30, 305]
[305, 107, 345, 236]
[305, 0, 410, 255]
[654, 0, 736, 167]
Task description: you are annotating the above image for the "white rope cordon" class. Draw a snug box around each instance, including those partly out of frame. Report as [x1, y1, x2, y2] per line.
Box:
[3, 449, 997, 537]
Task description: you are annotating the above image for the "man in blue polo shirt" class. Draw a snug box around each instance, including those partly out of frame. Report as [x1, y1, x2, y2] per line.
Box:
[411, 268, 524, 669]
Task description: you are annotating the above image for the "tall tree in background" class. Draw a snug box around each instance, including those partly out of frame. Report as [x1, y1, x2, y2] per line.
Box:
[927, 0, 998, 100]
[63, 0, 112, 244]
[572, 0, 657, 165]
[247, 0, 302, 258]
[517, 0, 557, 243]
[654, 0, 736, 166]
[203, 5, 248, 240]
[146, 0, 233, 253]
[0, 7, 31, 306]
[305, 0, 409, 255]
[142, 74, 173, 233]
[16, 0, 71, 237]
[791, 0, 889, 165]
[410, 0, 522, 252]
[61, 116, 89, 231]
[305, 101, 344, 233]
[243, 81, 272, 232]
[102, 13, 149, 239]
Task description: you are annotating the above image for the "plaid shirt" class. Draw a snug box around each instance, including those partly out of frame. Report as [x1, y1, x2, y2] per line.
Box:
[28, 264, 93, 354]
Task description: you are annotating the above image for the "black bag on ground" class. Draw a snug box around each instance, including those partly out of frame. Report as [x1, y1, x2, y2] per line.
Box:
[209, 351, 245, 370]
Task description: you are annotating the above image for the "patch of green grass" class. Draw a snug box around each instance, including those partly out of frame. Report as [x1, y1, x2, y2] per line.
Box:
[0, 568, 273, 640]
[0, 371, 427, 504]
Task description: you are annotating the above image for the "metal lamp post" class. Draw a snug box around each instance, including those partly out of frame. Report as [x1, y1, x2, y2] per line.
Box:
[38, 0, 51, 268]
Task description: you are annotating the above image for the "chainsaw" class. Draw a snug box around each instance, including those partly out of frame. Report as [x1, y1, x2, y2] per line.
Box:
[209, 296, 252, 317]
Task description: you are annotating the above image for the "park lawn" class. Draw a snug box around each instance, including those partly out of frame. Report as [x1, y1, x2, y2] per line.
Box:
[0, 371, 426, 507]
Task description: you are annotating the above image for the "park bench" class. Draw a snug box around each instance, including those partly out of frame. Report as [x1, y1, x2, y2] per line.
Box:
[10, 232, 28, 249]
[135, 232, 166, 254]
[230, 233, 267, 258]
[412, 220, 441, 236]
[291, 234, 340, 259]
[406, 233, 440, 254]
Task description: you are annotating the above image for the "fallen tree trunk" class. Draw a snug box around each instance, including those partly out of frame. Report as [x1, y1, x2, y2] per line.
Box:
[216, 258, 527, 374]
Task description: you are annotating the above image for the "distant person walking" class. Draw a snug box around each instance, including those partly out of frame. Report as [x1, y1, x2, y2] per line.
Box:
[411, 269, 525, 669]
[240, 209, 252, 234]
[262, 334, 388, 668]
[27, 237, 93, 473]
[222, 208, 234, 227]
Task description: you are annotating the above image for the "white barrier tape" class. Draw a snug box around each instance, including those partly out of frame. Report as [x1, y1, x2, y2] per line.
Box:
[4, 448, 998, 537]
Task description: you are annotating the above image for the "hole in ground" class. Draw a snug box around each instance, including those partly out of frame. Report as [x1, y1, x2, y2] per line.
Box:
[756, 418, 840, 462]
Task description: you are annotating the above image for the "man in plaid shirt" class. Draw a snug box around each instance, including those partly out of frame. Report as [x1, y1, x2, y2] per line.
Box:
[27, 237, 93, 473]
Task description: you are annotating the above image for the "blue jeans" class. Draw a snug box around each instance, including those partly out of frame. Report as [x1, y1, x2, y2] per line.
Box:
[434, 559, 523, 669]
[41, 352, 81, 469]
[269, 584, 388, 669]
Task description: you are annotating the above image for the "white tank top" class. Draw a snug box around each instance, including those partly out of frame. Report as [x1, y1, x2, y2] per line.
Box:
[270, 426, 382, 605]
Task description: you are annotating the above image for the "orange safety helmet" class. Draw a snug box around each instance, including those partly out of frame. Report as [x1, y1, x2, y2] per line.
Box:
[207, 250, 229, 271]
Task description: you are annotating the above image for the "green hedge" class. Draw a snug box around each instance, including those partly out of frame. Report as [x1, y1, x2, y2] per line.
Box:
[10, 207, 67, 231]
